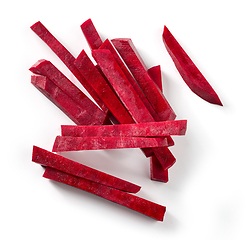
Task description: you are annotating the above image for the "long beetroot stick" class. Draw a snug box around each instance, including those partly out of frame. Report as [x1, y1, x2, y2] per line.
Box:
[111, 38, 176, 121]
[43, 167, 166, 221]
[30, 21, 109, 113]
[61, 120, 187, 137]
[52, 136, 168, 152]
[162, 26, 222, 106]
[31, 74, 108, 125]
[74, 50, 135, 124]
[32, 146, 140, 193]
[29, 60, 109, 125]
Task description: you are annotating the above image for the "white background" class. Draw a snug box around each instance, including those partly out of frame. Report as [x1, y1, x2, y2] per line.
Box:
[1, 0, 245, 239]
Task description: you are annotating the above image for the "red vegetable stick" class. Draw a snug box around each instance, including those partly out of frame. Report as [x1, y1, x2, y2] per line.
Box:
[99, 39, 160, 121]
[92, 49, 176, 170]
[32, 146, 140, 193]
[74, 50, 135, 124]
[92, 49, 155, 124]
[61, 120, 187, 137]
[111, 38, 176, 121]
[162, 26, 222, 106]
[29, 60, 109, 125]
[43, 167, 166, 221]
[30, 21, 109, 113]
[31, 74, 108, 125]
[152, 146, 176, 170]
[81, 19, 103, 49]
[150, 154, 169, 183]
[147, 65, 163, 92]
[52, 136, 168, 152]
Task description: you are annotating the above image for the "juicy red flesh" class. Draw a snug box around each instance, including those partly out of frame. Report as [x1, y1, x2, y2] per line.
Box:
[31, 74, 108, 125]
[61, 120, 187, 137]
[74, 50, 135, 124]
[32, 146, 140, 193]
[43, 167, 166, 221]
[162, 26, 222, 106]
[52, 136, 168, 152]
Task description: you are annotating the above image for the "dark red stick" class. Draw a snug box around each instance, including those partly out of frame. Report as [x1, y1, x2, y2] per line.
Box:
[61, 120, 187, 137]
[52, 136, 168, 152]
[31, 74, 108, 125]
[148, 65, 163, 92]
[30, 21, 108, 112]
[150, 154, 169, 183]
[32, 146, 140, 193]
[43, 167, 166, 221]
[162, 26, 222, 106]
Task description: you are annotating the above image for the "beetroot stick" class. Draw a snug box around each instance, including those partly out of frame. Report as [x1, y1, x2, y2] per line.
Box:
[32, 146, 140, 193]
[61, 120, 187, 137]
[162, 26, 222, 106]
[80, 19, 103, 49]
[31, 74, 108, 125]
[30, 21, 108, 113]
[150, 154, 169, 183]
[29, 60, 108, 125]
[111, 38, 176, 121]
[74, 50, 135, 124]
[43, 167, 166, 221]
[99, 39, 160, 121]
[147, 65, 163, 92]
[52, 136, 168, 152]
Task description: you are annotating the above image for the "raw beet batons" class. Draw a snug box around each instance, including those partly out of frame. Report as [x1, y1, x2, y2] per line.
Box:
[61, 120, 187, 137]
[162, 26, 222, 106]
[43, 167, 166, 221]
[32, 146, 140, 193]
[52, 136, 168, 152]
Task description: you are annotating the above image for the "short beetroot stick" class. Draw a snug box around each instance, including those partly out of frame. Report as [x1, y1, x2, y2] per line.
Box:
[81, 19, 103, 49]
[99, 39, 160, 121]
[32, 146, 140, 193]
[150, 154, 169, 183]
[30, 21, 108, 113]
[61, 120, 187, 137]
[148, 65, 163, 92]
[111, 38, 176, 121]
[43, 167, 166, 221]
[74, 50, 135, 124]
[162, 26, 222, 106]
[52, 136, 168, 152]
[29, 60, 109, 125]
[31, 74, 108, 125]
